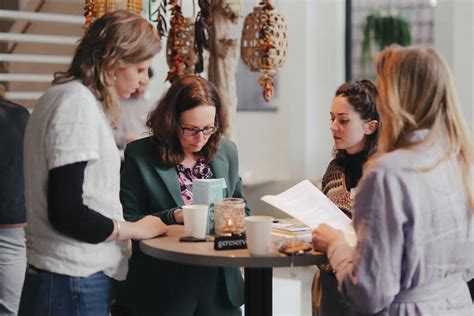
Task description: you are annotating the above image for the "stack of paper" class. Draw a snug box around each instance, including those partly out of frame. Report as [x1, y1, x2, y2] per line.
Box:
[271, 218, 312, 240]
[261, 179, 357, 246]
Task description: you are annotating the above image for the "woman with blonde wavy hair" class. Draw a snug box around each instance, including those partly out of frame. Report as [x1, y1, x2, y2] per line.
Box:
[19, 10, 168, 315]
[312, 45, 473, 315]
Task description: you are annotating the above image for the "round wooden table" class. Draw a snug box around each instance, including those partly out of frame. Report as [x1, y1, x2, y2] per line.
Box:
[140, 225, 326, 316]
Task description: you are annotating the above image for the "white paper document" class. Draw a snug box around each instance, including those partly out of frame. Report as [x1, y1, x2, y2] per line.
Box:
[261, 179, 357, 246]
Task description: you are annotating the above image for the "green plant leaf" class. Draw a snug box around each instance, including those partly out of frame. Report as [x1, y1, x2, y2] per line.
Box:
[359, 13, 412, 78]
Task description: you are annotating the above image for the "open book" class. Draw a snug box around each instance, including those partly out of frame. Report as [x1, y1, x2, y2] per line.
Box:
[261, 179, 357, 246]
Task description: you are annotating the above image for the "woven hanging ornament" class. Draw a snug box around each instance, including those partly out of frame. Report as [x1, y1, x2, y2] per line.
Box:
[241, 0, 287, 102]
[165, 0, 198, 83]
[84, 0, 142, 29]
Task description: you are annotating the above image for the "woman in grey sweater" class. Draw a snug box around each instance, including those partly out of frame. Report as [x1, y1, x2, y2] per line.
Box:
[312, 45, 474, 315]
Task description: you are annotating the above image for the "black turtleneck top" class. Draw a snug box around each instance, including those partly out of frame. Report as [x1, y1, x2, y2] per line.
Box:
[342, 150, 368, 191]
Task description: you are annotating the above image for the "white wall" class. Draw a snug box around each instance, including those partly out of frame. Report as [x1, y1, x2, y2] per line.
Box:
[434, 0, 474, 132]
[236, 0, 474, 186]
[235, 0, 346, 185]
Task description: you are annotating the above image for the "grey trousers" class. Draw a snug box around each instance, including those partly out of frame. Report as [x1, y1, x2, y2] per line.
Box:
[0, 227, 26, 316]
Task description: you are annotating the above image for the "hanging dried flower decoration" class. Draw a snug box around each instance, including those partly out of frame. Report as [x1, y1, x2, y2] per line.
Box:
[241, 0, 288, 102]
[148, 0, 211, 83]
[84, 0, 96, 30]
[165, 0, 198, 83]
[83, 0, 142, 29]
[194, 0, 211, 74]
[150, 0, 168, 39]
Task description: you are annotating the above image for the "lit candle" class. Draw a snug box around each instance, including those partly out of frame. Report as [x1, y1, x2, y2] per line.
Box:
[227, 218, 235, 234]
[214, 199, 246, 236]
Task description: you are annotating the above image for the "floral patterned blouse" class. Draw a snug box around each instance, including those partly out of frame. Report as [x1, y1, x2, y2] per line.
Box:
[176, 157, 214, 205]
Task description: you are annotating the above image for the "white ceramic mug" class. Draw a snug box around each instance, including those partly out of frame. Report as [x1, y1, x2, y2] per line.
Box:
[182, 205, 209, 239]
[244, 216, 274, 256]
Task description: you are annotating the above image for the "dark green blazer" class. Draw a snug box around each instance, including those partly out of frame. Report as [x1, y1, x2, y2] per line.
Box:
[119, 137, 249, 315]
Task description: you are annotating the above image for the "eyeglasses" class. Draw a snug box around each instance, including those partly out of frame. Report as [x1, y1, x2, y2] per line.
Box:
[178, 124, 219, 136]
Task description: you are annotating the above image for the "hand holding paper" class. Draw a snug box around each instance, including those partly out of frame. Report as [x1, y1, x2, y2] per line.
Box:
[312, 223, 345, 253]
[261, 179, 357, 246]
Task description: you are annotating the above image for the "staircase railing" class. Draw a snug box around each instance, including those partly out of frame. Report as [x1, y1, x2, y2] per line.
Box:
[0, 6, 82, 105]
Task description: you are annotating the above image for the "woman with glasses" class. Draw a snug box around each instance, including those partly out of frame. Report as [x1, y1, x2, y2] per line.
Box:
[119, 75, 249, 315]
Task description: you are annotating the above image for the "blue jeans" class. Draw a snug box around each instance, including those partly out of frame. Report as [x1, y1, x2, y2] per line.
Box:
[0, 227, 27, 316]
[18, 266, 115, 316]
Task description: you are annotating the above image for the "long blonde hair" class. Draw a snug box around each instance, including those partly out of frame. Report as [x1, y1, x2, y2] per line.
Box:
[53, 10, 161, 125]
[370, 45, 473, 210]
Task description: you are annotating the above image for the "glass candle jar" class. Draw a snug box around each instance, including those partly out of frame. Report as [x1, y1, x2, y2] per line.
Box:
[213, 198, 246, 236]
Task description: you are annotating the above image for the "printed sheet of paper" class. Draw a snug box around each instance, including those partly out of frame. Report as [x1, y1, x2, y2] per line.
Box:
[261, 179, 357, 246]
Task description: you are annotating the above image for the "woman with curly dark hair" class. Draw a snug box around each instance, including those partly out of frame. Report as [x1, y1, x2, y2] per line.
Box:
[313, 79, 379, 316]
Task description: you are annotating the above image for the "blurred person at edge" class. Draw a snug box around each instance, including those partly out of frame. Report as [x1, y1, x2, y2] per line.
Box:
[118, 75, 250, 315]
[0, 94, 29, 315]
[18, 10, 168, 316]
[114, 67, 156, 151]
[312, 79, 379, 316]
[313, 45, 474, 315]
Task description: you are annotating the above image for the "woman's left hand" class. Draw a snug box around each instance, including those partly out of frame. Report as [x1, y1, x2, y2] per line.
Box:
[312, 224, 344, 253]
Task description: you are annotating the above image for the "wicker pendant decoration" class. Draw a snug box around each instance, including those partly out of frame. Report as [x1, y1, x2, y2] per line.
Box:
[84, 0, 142, 29]
[166, 0, 198, 83]
[241, 0, 288, 102]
